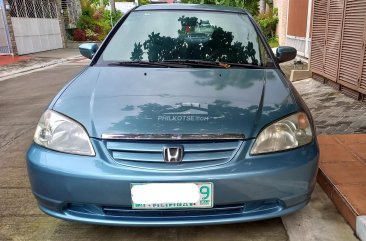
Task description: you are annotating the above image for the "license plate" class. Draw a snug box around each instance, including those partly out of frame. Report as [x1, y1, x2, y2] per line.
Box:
[131, 183, 213, 209]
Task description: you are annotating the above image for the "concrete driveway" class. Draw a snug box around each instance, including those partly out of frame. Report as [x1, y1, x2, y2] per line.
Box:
[0, 62, 358, 241]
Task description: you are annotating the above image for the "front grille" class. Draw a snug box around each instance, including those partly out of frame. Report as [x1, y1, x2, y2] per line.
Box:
[64, 200, 283, 221]
[105, 140, 242, 164]
[102, 204, 245, 218]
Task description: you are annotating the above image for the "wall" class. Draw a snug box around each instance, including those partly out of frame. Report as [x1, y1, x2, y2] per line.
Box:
[273, 0, 288, 46]
[61, 0, 82, 29]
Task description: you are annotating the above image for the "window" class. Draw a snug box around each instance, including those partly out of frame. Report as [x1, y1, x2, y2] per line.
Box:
[100, 10, 271, 66]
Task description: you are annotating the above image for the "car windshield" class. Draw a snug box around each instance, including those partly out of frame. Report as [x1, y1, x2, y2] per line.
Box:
[99, 10, 272, 67]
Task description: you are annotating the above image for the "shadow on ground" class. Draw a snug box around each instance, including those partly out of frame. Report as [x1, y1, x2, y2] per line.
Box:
[0, 218, 287, 241]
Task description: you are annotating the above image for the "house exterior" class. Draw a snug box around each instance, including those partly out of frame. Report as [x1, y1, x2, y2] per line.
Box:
[0, 0, 81, 55]
[277, 0, 366, 99]
[310, 0, 366, 100]
[273, 0, 313, 58]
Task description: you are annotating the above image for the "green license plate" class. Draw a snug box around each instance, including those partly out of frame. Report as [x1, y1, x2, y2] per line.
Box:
[131, 183, 213, 209]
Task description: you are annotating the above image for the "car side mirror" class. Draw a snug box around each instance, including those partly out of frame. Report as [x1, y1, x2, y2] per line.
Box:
[276, 46, 297, 63]
[79, 43, 99, 59]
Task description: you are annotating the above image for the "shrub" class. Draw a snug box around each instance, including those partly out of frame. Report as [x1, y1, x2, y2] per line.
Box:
[73, 29, 87, 41]
[268, 36, 279, 48]
[85, 29, 98, 41]
[103, 9, 123, 27]
[73, 0, 123, 41]
[256, 8, 279, 39]
[76, 15, 96, 30]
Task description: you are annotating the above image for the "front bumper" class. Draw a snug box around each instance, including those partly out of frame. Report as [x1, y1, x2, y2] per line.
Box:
[27, 139, 319, 226]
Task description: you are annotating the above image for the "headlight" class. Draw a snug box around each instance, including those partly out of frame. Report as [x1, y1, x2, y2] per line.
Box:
[34, 110, 95, 156]
[251, 112, 313, 155]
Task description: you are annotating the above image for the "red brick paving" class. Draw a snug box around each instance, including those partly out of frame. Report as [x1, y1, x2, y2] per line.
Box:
[318, 134, 366, 230]
[0, 56, 31, 65]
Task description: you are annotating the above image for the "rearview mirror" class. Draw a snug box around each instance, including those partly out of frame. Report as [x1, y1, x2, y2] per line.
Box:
[79, 43, 99, 59]
[276, 46, 297, 63]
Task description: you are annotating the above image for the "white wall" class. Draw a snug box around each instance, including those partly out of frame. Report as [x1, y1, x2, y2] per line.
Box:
[106, 2, 136, 14]
[273, 0, 288, 46]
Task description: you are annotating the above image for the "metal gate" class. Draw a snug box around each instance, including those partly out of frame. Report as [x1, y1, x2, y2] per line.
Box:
[0, 0, 12, 54]
[8, 0, 63, 55]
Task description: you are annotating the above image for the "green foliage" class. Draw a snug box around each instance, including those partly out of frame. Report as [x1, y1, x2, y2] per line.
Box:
[179, 0, 260, 16]
[268, 36, 279, 48]
[265, 0, 273, 9]
[103, 9, 123, 26]
[137, 0, 150, 5]
[89, 0, 109, 5]
[74, 0, 123, 41]
[255, 8, 278, 39]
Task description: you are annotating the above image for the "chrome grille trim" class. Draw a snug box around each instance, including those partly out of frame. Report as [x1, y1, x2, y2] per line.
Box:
[106, 141, 240, 153]
[102, 133, 245, 140]
[112, 150, 234, 163]
[105, 140, 243, 164]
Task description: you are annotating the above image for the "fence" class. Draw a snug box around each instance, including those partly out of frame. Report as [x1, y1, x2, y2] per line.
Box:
[8, 0, 58, 19]
[310, 0, 366, 100]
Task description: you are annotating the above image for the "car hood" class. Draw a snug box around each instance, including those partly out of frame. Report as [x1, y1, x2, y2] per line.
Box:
[52, 67, 299, 139]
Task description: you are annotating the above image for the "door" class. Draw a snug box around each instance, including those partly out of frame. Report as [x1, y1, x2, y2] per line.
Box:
[323, 0, 344, 82]
[338, 0, 366, 90]
[310, 0, 328, 75]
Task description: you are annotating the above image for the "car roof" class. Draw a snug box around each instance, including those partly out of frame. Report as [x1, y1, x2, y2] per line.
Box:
[135, 4, 248, 14]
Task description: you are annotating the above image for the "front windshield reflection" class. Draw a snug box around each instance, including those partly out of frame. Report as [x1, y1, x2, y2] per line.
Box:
[130, 16, 259, 65]
[102, 11, 268, 66]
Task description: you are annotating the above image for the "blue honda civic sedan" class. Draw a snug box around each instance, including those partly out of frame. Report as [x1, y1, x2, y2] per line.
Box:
[27, 4, 319, 226]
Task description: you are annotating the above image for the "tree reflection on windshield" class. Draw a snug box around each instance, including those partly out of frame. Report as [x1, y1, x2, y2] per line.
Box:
[130, 16, 259, 65]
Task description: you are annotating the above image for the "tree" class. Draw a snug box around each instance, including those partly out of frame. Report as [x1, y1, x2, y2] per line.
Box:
[90, 0, 109, 5]
[256, 5, 278, 39]
[259, 0, 266, 13]
[110, 0, 116, 13]
[130, 43, 144, 60]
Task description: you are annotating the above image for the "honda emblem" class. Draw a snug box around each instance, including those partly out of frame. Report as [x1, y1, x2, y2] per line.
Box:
[163, 146, 184, 163]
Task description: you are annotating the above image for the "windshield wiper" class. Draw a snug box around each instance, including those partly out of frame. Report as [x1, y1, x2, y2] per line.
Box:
[160, 59, 227, 68]
[108, 60, 263, 69]
[222, 62, 263, 69]
[107, 61, 186, 68]
[160, 59, 262, 69]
